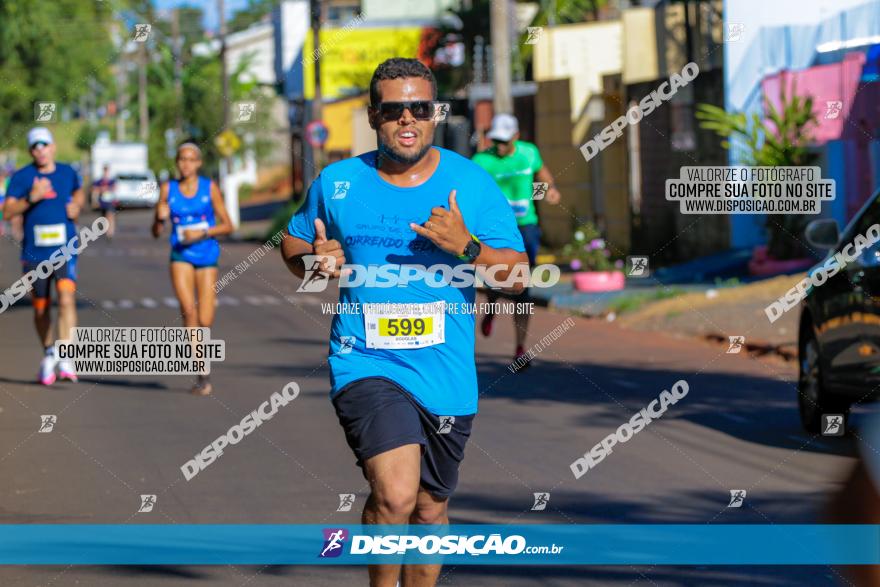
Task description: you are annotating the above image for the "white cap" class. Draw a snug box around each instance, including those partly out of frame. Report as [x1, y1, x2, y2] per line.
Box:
[27, 127, 54, 147]
[486, 113, 519, 142]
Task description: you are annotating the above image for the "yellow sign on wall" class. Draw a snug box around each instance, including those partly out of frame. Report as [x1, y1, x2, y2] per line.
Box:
[302, 27, 424, 100]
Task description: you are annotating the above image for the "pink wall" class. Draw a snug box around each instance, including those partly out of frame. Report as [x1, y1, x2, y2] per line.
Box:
[761, 52, 865, 144]
[762, 51, 880, 218]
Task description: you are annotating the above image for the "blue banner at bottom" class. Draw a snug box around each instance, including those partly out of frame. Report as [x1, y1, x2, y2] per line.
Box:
[0, 525, 877, 565]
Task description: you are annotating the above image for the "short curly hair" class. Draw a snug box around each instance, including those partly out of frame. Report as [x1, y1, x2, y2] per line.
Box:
[369, 58, 437, 105]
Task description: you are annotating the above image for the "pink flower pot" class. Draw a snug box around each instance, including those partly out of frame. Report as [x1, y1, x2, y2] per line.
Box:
[573, 270, 626, 292]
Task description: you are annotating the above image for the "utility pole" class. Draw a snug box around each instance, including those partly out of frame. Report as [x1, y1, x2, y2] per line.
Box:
[138, 37, 148, 141]
[311, 0, 324, 174]
[302, 0, 324, 190]
[219, 0, 230, 129]
[116, 52, 127, 141]
[171, 8, 184, 137]
[490, 0, 513, 113]
[217, 0, 239, 230]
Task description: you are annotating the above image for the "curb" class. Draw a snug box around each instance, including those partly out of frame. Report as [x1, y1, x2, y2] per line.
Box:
[703, 333, 797, 362]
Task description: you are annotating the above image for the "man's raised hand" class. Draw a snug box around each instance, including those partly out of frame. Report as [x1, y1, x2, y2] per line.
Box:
[312, 218, 347, 278]
[409, 189, 471, 257]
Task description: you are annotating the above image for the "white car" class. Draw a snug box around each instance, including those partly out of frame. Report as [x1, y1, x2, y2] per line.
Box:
[102, 171, 159, 209]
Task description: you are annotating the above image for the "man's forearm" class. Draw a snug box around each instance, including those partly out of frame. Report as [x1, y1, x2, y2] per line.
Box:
[281, 233, 313, 279]
[284, 253, 308, 279]
[3, 198, 29, 219]
[474, 244, 529, 294]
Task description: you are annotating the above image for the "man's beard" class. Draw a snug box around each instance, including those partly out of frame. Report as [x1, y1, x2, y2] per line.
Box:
[377, 139, 432, 165]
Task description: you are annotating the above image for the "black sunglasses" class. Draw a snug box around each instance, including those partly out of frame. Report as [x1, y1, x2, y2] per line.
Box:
[30, 142, 49, 150]
[374, 100, 434, 121]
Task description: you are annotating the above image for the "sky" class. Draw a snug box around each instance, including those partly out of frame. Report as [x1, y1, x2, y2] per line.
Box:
[154, 0, 252, 32]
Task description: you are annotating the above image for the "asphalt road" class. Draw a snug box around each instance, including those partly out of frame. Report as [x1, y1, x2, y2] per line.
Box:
[0, 211, 866, 586]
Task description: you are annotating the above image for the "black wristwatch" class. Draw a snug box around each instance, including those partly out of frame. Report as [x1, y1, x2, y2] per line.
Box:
[457, 234, 482, 263]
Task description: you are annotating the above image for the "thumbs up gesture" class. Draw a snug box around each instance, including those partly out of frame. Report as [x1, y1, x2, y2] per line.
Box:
[312, 218, 346, 278]
[409, 189, 471, 257]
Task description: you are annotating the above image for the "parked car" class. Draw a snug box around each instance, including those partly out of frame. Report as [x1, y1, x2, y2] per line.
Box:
[798, 189, 880, 433]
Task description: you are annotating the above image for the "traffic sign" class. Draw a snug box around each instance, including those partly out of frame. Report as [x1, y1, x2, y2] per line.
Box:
[215, 129, 241, 157]
[305, 120, 329, 148]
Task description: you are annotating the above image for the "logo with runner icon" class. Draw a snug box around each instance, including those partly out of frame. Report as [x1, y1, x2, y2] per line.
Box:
[319, 528, 348, 558]
[824, 100, 843, 120]
[337, 494, 355, 512]
[532, 182, 548, 201]
[727, 336, 745, 354]
[531, 492, 550, 511]
[524, 27, 544, 45]
[339, 336, 355, 354]
[432, 102, 450, 123]
[627, 256, 649, 277]
[133, 24, 152, 42]
[38, 415, 57, 433]
[822, 414, 844, 436]
[437, 416, 455, 434]
[236, 102, 257, 123]
[727, 489, 746, 508]
[138, 494, 157, 513]
[34, 102, 57, 123]
[297, 255, 335, 293]
[332, 181, 350, 200]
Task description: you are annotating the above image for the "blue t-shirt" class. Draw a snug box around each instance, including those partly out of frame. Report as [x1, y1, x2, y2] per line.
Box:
[7, 163, 81, 262]
[288, 147, 524, 415]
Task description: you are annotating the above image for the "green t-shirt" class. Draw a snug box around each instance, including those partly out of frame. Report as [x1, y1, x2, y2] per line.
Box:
[472, 140, 543, 226]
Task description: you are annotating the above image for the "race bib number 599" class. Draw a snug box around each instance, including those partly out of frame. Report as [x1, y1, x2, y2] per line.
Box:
[364, 303, 445, 349]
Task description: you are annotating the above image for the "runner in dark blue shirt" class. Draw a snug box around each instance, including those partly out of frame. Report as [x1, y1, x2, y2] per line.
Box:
[2, 128, 86, 385]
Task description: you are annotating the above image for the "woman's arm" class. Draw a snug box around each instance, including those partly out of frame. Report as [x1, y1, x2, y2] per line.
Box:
[152, 182, 169, 239]
[206, 181, 234, 238]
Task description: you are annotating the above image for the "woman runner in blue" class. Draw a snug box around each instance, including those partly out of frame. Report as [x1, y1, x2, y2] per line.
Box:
[152, 142, 232, 395]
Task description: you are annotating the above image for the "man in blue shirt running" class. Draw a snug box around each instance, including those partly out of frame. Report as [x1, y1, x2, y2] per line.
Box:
[3, 128, 86, 385]
[282, 58, 527, 586]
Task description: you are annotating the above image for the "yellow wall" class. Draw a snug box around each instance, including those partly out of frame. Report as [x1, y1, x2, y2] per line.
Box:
[323, 94, 371, 152]
[621, 1, 724, 83]
[532, 21, 623, 124]
[622, 8, 659, 84]
[302, 27, 423, 100]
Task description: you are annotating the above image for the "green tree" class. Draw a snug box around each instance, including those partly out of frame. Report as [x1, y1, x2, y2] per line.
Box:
[0, 0, 115, 146]
[228, 0, 274, 33]
[145, 41, 275, 176]
[697, 87, 818, 260]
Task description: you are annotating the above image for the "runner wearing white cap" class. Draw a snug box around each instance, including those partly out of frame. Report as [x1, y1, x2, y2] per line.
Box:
[2, 128, 86, 385]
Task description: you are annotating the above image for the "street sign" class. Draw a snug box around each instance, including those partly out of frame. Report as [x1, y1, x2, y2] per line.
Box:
[305, 120, 329, 148]
[215, 129, 241, 157]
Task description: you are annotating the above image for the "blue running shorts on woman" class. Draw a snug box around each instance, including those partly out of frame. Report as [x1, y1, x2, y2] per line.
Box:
[168, 176, 220, 268]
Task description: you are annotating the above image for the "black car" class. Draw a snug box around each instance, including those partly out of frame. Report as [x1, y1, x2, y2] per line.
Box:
[799, 190, 880, 433]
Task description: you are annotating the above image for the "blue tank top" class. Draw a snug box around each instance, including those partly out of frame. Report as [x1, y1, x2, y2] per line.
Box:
[168, 176, 220, 266]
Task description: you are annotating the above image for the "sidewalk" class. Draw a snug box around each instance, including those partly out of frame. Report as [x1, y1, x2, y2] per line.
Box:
[604, 274, 803, 360]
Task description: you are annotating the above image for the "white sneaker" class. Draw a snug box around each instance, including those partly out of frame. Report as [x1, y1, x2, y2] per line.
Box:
[58, 359, 78, 382]
[39, 350, 58, 386]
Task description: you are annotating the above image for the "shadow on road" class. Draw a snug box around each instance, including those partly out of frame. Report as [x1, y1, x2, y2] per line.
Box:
[475, 358, 857, 459]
